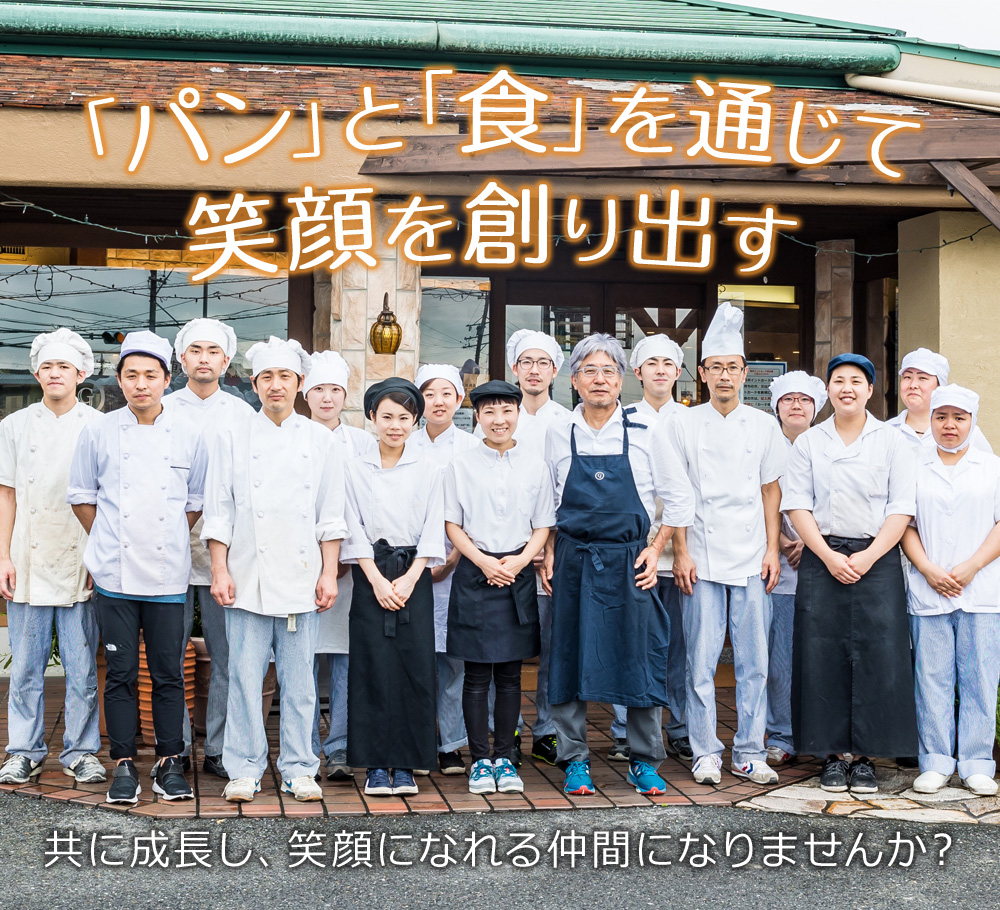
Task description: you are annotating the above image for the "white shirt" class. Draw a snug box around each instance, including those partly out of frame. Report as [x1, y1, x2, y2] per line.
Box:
[201, 410, 348, 617]
[341, 443, 446, 567]
[0, 401, 101, 606]
[66, 405, 207, 597]
[477, 397, 573, 460]
[163, 385, 256, 586]
[445, 442, 556, 554]
[908, 447, 1000, 615]
[781, 412, 917, 538]
[667, 402, 787, 586]
[888, 410, 993, 454]
[773, 432, 802, 596]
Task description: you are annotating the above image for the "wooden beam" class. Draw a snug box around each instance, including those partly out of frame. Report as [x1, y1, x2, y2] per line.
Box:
[930, 160, 1000, 232]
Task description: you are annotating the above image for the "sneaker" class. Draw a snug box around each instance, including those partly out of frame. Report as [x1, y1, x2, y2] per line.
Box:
[913, 770, 950, 794]
[731, 760, 779, 784]
[666, 736, 694, 764]
[607, 738, 630, 762]
[0, 755, 44, 784]
[848, 757, 878, 794]
[563, 760, 595, 795]
[325, 749, 352, 782]
[106, 760, 141, 805]
[64, 753, 106, 784]
[530, 733, 558, 766]
[223, 777, 261, 802]
[202, 753, 229, 780]
[692, 754, 722, 785]
[766, 745, 794, 767]
[438, 750, 466, 775]
[493, 757, 524, 793]
[963, 774, 999, 796]
[628, 760, 667, 796]
[364, 768, 393, 796]
[509, 730, 523, 767]
[413, 769, 431, 777]
[391, 769, 418, 796]
[281, 775, 323, 801]
[468, 759, 496, 794]
[820, 757, 850, 792]
[153, 756, 193, 801]
[148, 755, 191, 778]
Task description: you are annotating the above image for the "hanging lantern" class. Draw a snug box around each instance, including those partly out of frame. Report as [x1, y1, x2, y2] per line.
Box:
[370, 292, 402, 355]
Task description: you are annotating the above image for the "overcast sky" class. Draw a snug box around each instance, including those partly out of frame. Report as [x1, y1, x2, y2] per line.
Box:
[731, 0, 1000, 53]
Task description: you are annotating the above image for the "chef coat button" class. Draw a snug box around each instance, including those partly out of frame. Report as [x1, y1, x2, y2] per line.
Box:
[31, 542, 37, 549]
[254, 481, 261, 487]
[29, 508, 36, 514]
[30, 446, 36, 453]
[947, 538, 955, 544]
[745, 525, 751, 532]
[159, 515, 165, 521]
[163, 455, 168, 461]
[161, 485, 166, 490]
[124, 482, 130, 489]
[165, 428, 171, 433]
[123, 453, 129, 459]
[304, 483, 311, 489]
[257, 511, 264, 518]
[746, 446, 752, 453]
[123, 542, 130, 548]
[124, 512, 129, 518]
[252, 453, 259, 459]
[259, 546, 266, 553]
[157, 545, 163, 550]
[707, 527, 714, 534]
[28, 476, 34, 483]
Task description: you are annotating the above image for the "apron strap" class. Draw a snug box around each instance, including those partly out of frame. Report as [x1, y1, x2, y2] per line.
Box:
[569, 423, 578, 456]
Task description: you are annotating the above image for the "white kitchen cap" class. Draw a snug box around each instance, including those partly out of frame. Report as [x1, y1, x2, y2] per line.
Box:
[505, 329, 565, 373]
[31, 327, 94, 377]
[245, 336, 310, 377]
[629, 333, 684, 371]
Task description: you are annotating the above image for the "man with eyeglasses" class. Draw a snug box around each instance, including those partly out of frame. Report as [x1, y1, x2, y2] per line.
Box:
[665, 303, 786, 787]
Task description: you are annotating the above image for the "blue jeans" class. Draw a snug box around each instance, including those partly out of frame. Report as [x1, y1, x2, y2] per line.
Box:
[312, 653, 348, 757]
[437, 652, 468, 753]
[766, 592, 796, 754]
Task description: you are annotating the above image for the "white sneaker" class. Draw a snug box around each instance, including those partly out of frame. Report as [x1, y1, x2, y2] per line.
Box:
[64, 753, 106, 783]
[732, 760, 779, 785]
[963, 774, 999, 796]
[468, 759, 496, 794]
[0, 755, 44, 784]
[223, 777, 261, 802]
[692, 754, 722, 785]
[913, 770, 950, 794]
[766, 745, 794, 766]
[281, 775, 323, 802]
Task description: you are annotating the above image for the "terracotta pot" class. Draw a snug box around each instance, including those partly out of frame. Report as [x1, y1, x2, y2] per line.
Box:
[138, 638, 196, 742]
[191, 637, 210, 734]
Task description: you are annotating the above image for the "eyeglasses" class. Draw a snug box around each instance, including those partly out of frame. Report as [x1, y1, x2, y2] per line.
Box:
[703, 364, 745, 376]
[577, 366, 621, 379]
[779, 395, 812, 406]
[516, 357, 554, 370]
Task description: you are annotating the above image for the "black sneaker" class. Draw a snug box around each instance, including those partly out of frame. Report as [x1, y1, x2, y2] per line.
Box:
[106, 760, 141, 805]
[438, 750, 466, 775]
[509, 731, 523, 768]
[819, 756, 850, 792]
[153, 756, 193, 801]
[530, 734, 558, 766]
[666, 736, 694, 764]
[202, 753, 229, 780]
[607, 738, 630, 761]
[848, 757, 878, 794]
[148, 754, 191, 778]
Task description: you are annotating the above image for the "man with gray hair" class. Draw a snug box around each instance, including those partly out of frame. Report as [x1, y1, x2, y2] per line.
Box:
[541, 333, 694, 797]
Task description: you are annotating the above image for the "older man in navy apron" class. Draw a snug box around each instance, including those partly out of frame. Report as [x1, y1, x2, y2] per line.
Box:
[542, 333, 695, 796]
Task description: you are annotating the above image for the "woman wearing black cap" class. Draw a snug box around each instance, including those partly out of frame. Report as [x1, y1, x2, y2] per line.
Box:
[341, 378, 445, 798]
[781, 354, 919, 794]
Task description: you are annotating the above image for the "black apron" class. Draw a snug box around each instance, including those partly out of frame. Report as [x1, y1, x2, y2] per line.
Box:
[346, 540, 437, 770]
[446, 550, 541, 663]
[791, 537, 918, 757]
[548, 415, 670, 708]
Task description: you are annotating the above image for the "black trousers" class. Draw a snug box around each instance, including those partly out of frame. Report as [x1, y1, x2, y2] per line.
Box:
[94, 592, 186, 760]
[463, 660, 522, 762]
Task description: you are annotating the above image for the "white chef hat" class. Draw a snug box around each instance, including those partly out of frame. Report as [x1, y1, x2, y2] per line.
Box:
[304, 351, 351, 395]
[629, 333, 685, 371]
[120, 330, 173, 372]
[899, 348, 949, 387]
[415, 363, 464, 397]
[505, 329, 565, 373]
[930, 383, 979, 453]
[245, 336, 310, 377]
[173, 318, 238, 374]
[769, 370, 828, 418]
[30, 327, 94, 378]
[701, 302, 745, 360]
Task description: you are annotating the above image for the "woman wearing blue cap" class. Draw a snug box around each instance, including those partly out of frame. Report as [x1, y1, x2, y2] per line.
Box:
[781, 353, 918, 794]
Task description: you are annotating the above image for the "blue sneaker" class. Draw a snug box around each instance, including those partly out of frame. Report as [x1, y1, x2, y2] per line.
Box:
[563, 760, 595, 795]
[391, 768, 418, 795]
[493, 757, 524, 793]
[468, 759, 496, 794]
[364, 767, 393, 796]
[628, 760, 667, 796]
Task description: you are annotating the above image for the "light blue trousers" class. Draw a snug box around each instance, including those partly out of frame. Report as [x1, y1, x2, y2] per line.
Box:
[682, 576, 771, 765]
[910, 610, 1000, 780]
[766, 592, 796, 755]
[5, 601, 100, 766]
[437, 652, 468, 753]
[222, 608, 319, 781]
[312, 653, 348, 757]
[181, 585, 229, 758]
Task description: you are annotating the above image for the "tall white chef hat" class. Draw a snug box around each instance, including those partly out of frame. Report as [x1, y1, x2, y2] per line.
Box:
[414, 363, 464, 397]
[505, 329, 565, 373]
[701, 302, 745, 361]
[629, 333, 685, 371]
[304, 351, 351, 395]
[30, 327, 94, 377]
[120, 330, 173, 372]
[173, 318, 238, 375]
[930, 383, 979, 453]
[899, 348, 949, 387]
[769, 370, 828, 418]
[245, 336, 310, 378]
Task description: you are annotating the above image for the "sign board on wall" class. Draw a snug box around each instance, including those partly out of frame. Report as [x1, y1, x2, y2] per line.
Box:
[741, 361, 787, 412]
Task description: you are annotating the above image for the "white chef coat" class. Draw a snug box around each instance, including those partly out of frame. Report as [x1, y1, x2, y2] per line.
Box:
[666, 402, 787, 586]
[341, 443, 446, 568]
[888, 410, 993, 454]
[781, 412, 917, 539]
[163, 385, 256, 586]
[0, 401, 101, 606]
[772, 432, 802, 596]
[316, 421, 378, 653]
[201, 410, 348, 617]
[908, 447, 1000, 615]
[444, 442, 556, 554]
[66, 405, 207, 597]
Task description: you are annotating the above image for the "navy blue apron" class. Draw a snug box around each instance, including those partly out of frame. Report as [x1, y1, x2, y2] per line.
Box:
[548, 413, 670, 708]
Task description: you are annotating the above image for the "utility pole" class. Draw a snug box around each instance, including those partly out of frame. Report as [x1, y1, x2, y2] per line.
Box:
[148, 269, 158, 332]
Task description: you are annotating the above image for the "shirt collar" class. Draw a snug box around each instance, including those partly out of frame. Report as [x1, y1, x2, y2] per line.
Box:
[360, 440, 420, 468]
[417, 423, 455, 446]
[477, 440, 520, 466]
[571, 402, 623, 435]
[120, 404, 168, 426]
